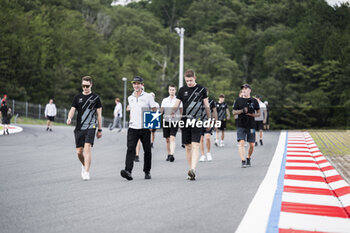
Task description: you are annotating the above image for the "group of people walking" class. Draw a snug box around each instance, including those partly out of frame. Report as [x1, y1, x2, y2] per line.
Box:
[65, 70, 269, 182]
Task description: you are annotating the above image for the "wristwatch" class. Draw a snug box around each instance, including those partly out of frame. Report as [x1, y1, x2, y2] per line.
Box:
[98, 129, 102, 132]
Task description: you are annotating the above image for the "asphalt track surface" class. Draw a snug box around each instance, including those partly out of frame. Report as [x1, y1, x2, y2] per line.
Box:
[0, 125, 280, 233]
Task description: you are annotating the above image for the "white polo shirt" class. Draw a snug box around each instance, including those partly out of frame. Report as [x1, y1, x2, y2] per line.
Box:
[114, 102, 122, 118]
[128, 91, 157, 129]
[161, 96, 183, 122]
[45, 103, 57, 117]
[255, 101, 266, 121]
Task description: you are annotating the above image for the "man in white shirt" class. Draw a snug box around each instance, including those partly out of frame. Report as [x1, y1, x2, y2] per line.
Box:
[120, 76, 158, 181]
[160, 84, 183, 162]
[45, 99, 57, 132]
[254, 95, 267, 146]
[109, 97, 123, 132]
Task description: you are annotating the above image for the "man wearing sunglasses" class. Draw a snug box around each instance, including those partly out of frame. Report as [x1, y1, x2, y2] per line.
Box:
[67, 76, 102, 181]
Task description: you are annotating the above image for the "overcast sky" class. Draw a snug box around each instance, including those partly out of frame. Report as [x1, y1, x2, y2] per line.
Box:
[326, 0, 350, 6]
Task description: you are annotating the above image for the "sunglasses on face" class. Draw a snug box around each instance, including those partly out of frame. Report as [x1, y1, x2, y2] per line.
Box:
[82, 85, 90, 88]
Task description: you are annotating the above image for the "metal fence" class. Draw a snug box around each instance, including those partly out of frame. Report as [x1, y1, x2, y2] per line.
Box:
[8, 99, 115, 128]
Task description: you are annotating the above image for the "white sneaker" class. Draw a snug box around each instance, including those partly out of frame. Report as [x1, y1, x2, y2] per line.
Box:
[83, 171, 90, 181]
[207, 153, 212, 161]
[214, 139, 219, 147]
[81, 166, 85, 179]
[220, 141, 224, 147]
[199, 155, 206, 162]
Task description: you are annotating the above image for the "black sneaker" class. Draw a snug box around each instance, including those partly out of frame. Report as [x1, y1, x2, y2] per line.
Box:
[260, 140, 263, 146]
[169, 155, 175, 162]
[135, 156, 140, 162]
[145, 172, 151, 179]
[6, 129, 9, 134]
[181, 144, 185, 148]
[120, 170, 133, 180]
[46, 127, 49, 131]
[255, 142, 258, 146]
[166, 155, 171, 161]
[241, 160, 247, 168]
[247, 158, 251, 167]
[188, 169, 196, 180]
[49, 129, 52, 132]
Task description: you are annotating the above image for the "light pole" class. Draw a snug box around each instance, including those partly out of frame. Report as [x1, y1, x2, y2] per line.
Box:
[175, 27, 185, 88]
[122, 77, 127, 129]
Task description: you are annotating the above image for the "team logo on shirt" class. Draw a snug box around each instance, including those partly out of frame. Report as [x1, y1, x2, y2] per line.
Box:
[184, 91, 188, 96]
[143, 111, 161, 129]
[78, 98, 83, 103]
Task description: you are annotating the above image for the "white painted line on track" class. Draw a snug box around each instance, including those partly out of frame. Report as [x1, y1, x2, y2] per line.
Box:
[235, 132, 287, 233]
[279, 212, 350, 233]
[282, 192, 342, 207]
[283, 180, 330, 189]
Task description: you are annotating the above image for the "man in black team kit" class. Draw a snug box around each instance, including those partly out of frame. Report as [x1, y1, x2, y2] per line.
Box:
[67, 76, 102, 181]
[215, 94, 230, 147]
[172, 70, 211, 180]
[233, 84, 260, 168]
[120, 76, 158, 181]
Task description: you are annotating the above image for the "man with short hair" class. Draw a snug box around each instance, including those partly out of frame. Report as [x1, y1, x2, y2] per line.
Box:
[67, 76, 103, 181]
[45, 99, 57, 132]
[171, 70, 211, 180]
[215, 94, 230, 147]
[120, 76, 158, 181]
[233, 84, 260, 168]
[254, 95, 267, 146]
[109, 97, 123, 132]
[160, 84, 182, 162]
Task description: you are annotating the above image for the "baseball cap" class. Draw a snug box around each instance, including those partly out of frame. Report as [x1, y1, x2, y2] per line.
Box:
[241, 84, 251, 89]
[131, 76, 143, 84]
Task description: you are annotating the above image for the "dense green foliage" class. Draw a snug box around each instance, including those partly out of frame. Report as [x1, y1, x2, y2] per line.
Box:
[1, 0, 349, 128]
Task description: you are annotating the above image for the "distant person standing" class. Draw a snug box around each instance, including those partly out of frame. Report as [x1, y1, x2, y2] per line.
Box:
[109, 97, 122, 132]
[120, 76, 157, 181]
[233, 84, 260, 168]
[171, 70, 211, 180]
[199, 88, 217, 162]
[254, 95, 267, 146]
[44, 99, 57, 132]
[0, 94, 9, 135]
[160, 84, 183, 162]
[67, 76, 102, 181]
[215, 94, 230, 147]
[264, 101, 270, 130]
[149, 92, 160, 149]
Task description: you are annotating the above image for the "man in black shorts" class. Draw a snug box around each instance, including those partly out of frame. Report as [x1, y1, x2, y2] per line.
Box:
[215, 94, 230, 147]
[44, 99, 57, 132]
[171, 70, 211, 180]
[160, 84, 183, 162]
[233, 84, 260, 168]
[67, 76, 102, 181]
[254, 95, 267, 146]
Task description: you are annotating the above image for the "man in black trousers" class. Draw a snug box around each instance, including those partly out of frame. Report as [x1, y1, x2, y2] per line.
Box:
[120, 76, 158, 180]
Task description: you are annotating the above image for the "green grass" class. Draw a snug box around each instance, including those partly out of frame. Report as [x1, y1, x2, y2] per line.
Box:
[13, 117, 67, 126]
[310, 130, 350, 156]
